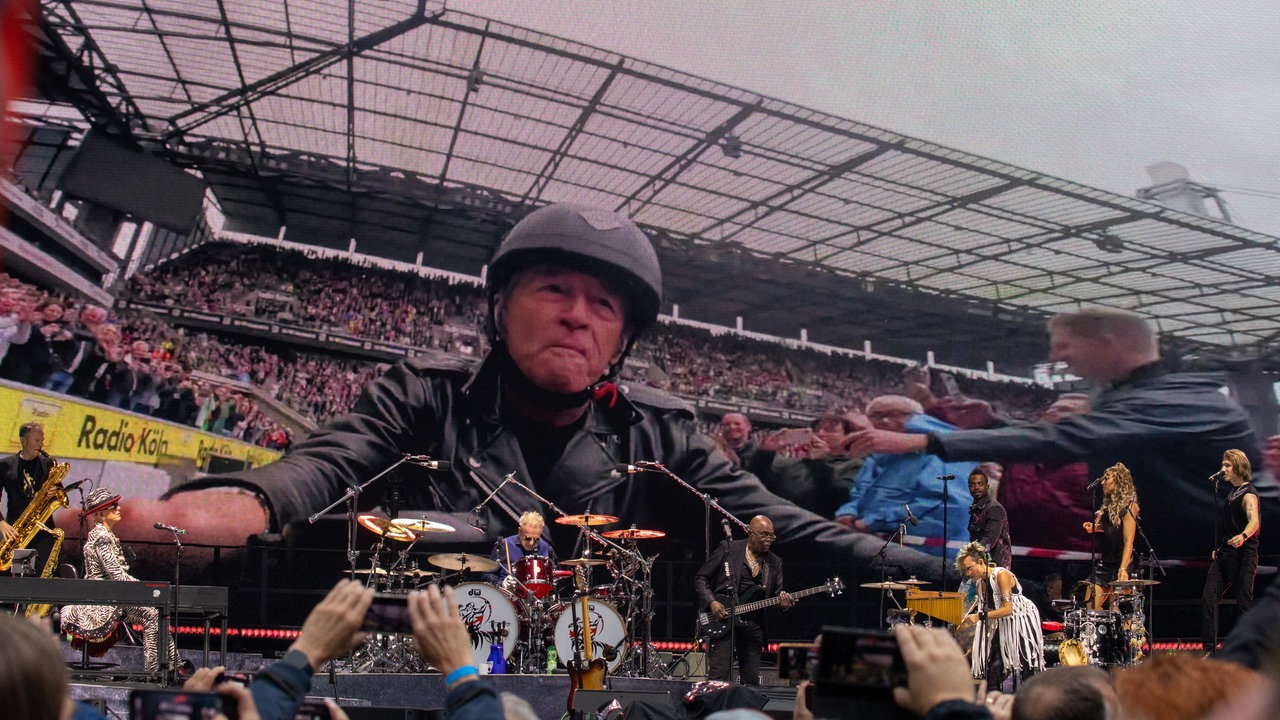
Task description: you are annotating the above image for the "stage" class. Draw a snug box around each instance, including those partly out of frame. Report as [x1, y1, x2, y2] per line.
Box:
[64, 646, 800, 719]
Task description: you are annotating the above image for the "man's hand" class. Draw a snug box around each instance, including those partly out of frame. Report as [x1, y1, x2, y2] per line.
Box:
[932, 397, 997, 430]
[1043, 393, 1090, 424]
[779, 591, 795, 611]
[182, 665, 225, 691]
[214, 683, 260, 720]
[0, 520, 15, 543]
[892, 625, 979, 716]
[847, 429, 928, 456]
[289, 580, 374, 668]
[408, 584, 475, 677]
[792, 680, 814, 720]
[708, 600, 728, 620]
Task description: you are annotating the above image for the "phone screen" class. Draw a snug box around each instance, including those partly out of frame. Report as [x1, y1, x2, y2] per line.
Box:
[129, 690, 233, 720]
[362, 593, 413, 634]
[815, 627, 907, 697]
[777, 642, 819, 681]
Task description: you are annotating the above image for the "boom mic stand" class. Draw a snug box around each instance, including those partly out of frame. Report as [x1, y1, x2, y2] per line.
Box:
[1130, 517, 1165, 662]
[309, 455, 450, 580]
[623, 461, 748, 562]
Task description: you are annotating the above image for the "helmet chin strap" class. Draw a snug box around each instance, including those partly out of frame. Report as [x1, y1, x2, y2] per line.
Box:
[494, 345, 593, 412]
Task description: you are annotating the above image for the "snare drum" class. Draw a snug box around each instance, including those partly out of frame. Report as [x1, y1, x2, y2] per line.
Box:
[548, 598, 629, 672]
[453, 582, 521, 666]
[513, 555, 555, 600]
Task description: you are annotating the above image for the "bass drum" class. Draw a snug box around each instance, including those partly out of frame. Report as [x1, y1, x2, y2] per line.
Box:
[549, 599, 629, 673]
[453, 582, 521, 666]
[1044, 638, 1090, 666]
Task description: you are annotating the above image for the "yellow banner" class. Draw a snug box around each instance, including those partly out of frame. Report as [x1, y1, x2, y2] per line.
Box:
[0, 382, 281, 468]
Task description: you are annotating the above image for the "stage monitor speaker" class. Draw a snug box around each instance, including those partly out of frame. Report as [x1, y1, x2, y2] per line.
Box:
[573, 689, 674, 713]
[661, 650, 706, 679]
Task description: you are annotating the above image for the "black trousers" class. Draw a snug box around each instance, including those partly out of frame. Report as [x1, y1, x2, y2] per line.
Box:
[706, 620, 764, 685]
[1202, 545, 1259, 652]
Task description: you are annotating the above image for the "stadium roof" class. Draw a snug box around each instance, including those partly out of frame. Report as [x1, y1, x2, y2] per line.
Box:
[22, 0, 1280, 368]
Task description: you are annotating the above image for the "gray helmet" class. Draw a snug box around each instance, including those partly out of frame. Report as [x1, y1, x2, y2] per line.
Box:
[486, 203, 662, 331]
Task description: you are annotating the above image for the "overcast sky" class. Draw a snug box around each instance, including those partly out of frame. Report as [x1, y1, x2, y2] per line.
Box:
[447, 1, 1280, 237]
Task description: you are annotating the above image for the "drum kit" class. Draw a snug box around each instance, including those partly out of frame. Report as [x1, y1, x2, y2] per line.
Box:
[342, 511, 666, 677]
[1044, 578, 1157, 667]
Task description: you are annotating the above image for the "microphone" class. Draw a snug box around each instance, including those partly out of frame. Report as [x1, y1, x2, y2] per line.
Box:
[1208, 470, 1225, 482]
[615, 463, 643, 474]
[404, 455, 450, 471]
[1087, 476, 1103, 490]
[63, 478, 89, 493]
[153, 522, 188, 535]
[903, 504, 919, 527]
[937, 474, 955, 480]
[721, 519, 734, 540]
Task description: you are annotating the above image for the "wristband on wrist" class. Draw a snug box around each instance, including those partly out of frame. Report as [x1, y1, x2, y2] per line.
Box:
[445, 665, 479, 687]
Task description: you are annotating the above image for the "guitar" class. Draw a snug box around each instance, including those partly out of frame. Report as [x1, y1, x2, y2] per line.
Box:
[565, 565, 606, 712]
[697, 577, 844, 641]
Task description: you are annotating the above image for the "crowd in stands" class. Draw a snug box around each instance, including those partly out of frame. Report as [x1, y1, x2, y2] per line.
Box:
[0, 273, 293, 449]
[127, 241, 1058, 421]
[128, 242, 486, 355]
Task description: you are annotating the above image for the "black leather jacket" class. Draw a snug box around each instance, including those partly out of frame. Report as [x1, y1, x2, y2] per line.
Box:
[181, 354, 939, 578]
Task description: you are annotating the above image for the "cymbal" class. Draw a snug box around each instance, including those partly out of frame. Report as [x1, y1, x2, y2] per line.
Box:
[402, 568, 438, 578]
[427, 553, 500, 573]
[860, 581, 908, 591]
[352, 567, 389, 576]
[897, 577, 930, 586]
[555, 513, 619, 526]
[357, 514, 416, 542]
[390, 518, 456, 533]
[1110, 579, 1161, 588]
[561, 557, 608, 567]
[601, 528, 666, 540]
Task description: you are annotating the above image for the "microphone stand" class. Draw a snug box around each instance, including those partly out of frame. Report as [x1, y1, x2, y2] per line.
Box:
[309, 454, 427, 580]
[627, 461, 748, 561]
[1209, 473, 1224, 654]
[870, 520, 909, 628]
[1130, 517, 1165, 663]
[157, 525, 185, 682]
[939, 474, 952, 591]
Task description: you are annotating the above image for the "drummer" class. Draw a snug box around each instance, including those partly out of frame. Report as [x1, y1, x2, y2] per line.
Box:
[483, 511, 559, 594]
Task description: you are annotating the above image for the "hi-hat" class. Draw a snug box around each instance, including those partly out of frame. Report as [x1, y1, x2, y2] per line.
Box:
[897, 577, 930, 586]
[555, 514, 618, 526]
[1111, 579, 1161, 588]
[402, 568, 438, 578]
[860, 581, 908, 591]
[391, 518, 456, 533]
[561, 557, 608, 567]
[352, 567, 390, 576]
[357, 514, 416, 542]
[601, 528, 666, 540]
[427, 553, 500, 573]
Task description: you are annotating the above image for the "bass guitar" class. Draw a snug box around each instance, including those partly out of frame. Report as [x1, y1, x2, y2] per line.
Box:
[697, 577, 844, 641]
[565, 565, 606, 712]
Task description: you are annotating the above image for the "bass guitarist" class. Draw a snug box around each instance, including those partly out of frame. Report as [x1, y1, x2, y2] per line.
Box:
[694, 515, 794, 684]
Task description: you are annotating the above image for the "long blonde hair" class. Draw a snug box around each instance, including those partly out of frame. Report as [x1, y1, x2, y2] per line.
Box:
[1100, 462, 1138, 525]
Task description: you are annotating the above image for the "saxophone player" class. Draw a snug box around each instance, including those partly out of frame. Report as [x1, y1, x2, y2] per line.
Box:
[0, 422, 57, 573]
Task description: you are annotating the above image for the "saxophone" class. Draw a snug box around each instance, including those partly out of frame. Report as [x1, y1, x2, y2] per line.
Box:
[0, 459, 71, 572]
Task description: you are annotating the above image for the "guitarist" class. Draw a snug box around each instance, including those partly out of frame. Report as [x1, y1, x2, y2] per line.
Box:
[693, 515, 794, 684]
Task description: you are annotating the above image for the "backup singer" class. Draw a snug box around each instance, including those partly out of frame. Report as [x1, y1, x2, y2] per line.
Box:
[61, 488, 181, 673]
[1202, 449, 1260, 655]
[693, 515, 794, 685]
[958, 541, 1043, 689]
[482, 510, 558, 590]
[1083, 462, 1139, 610]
